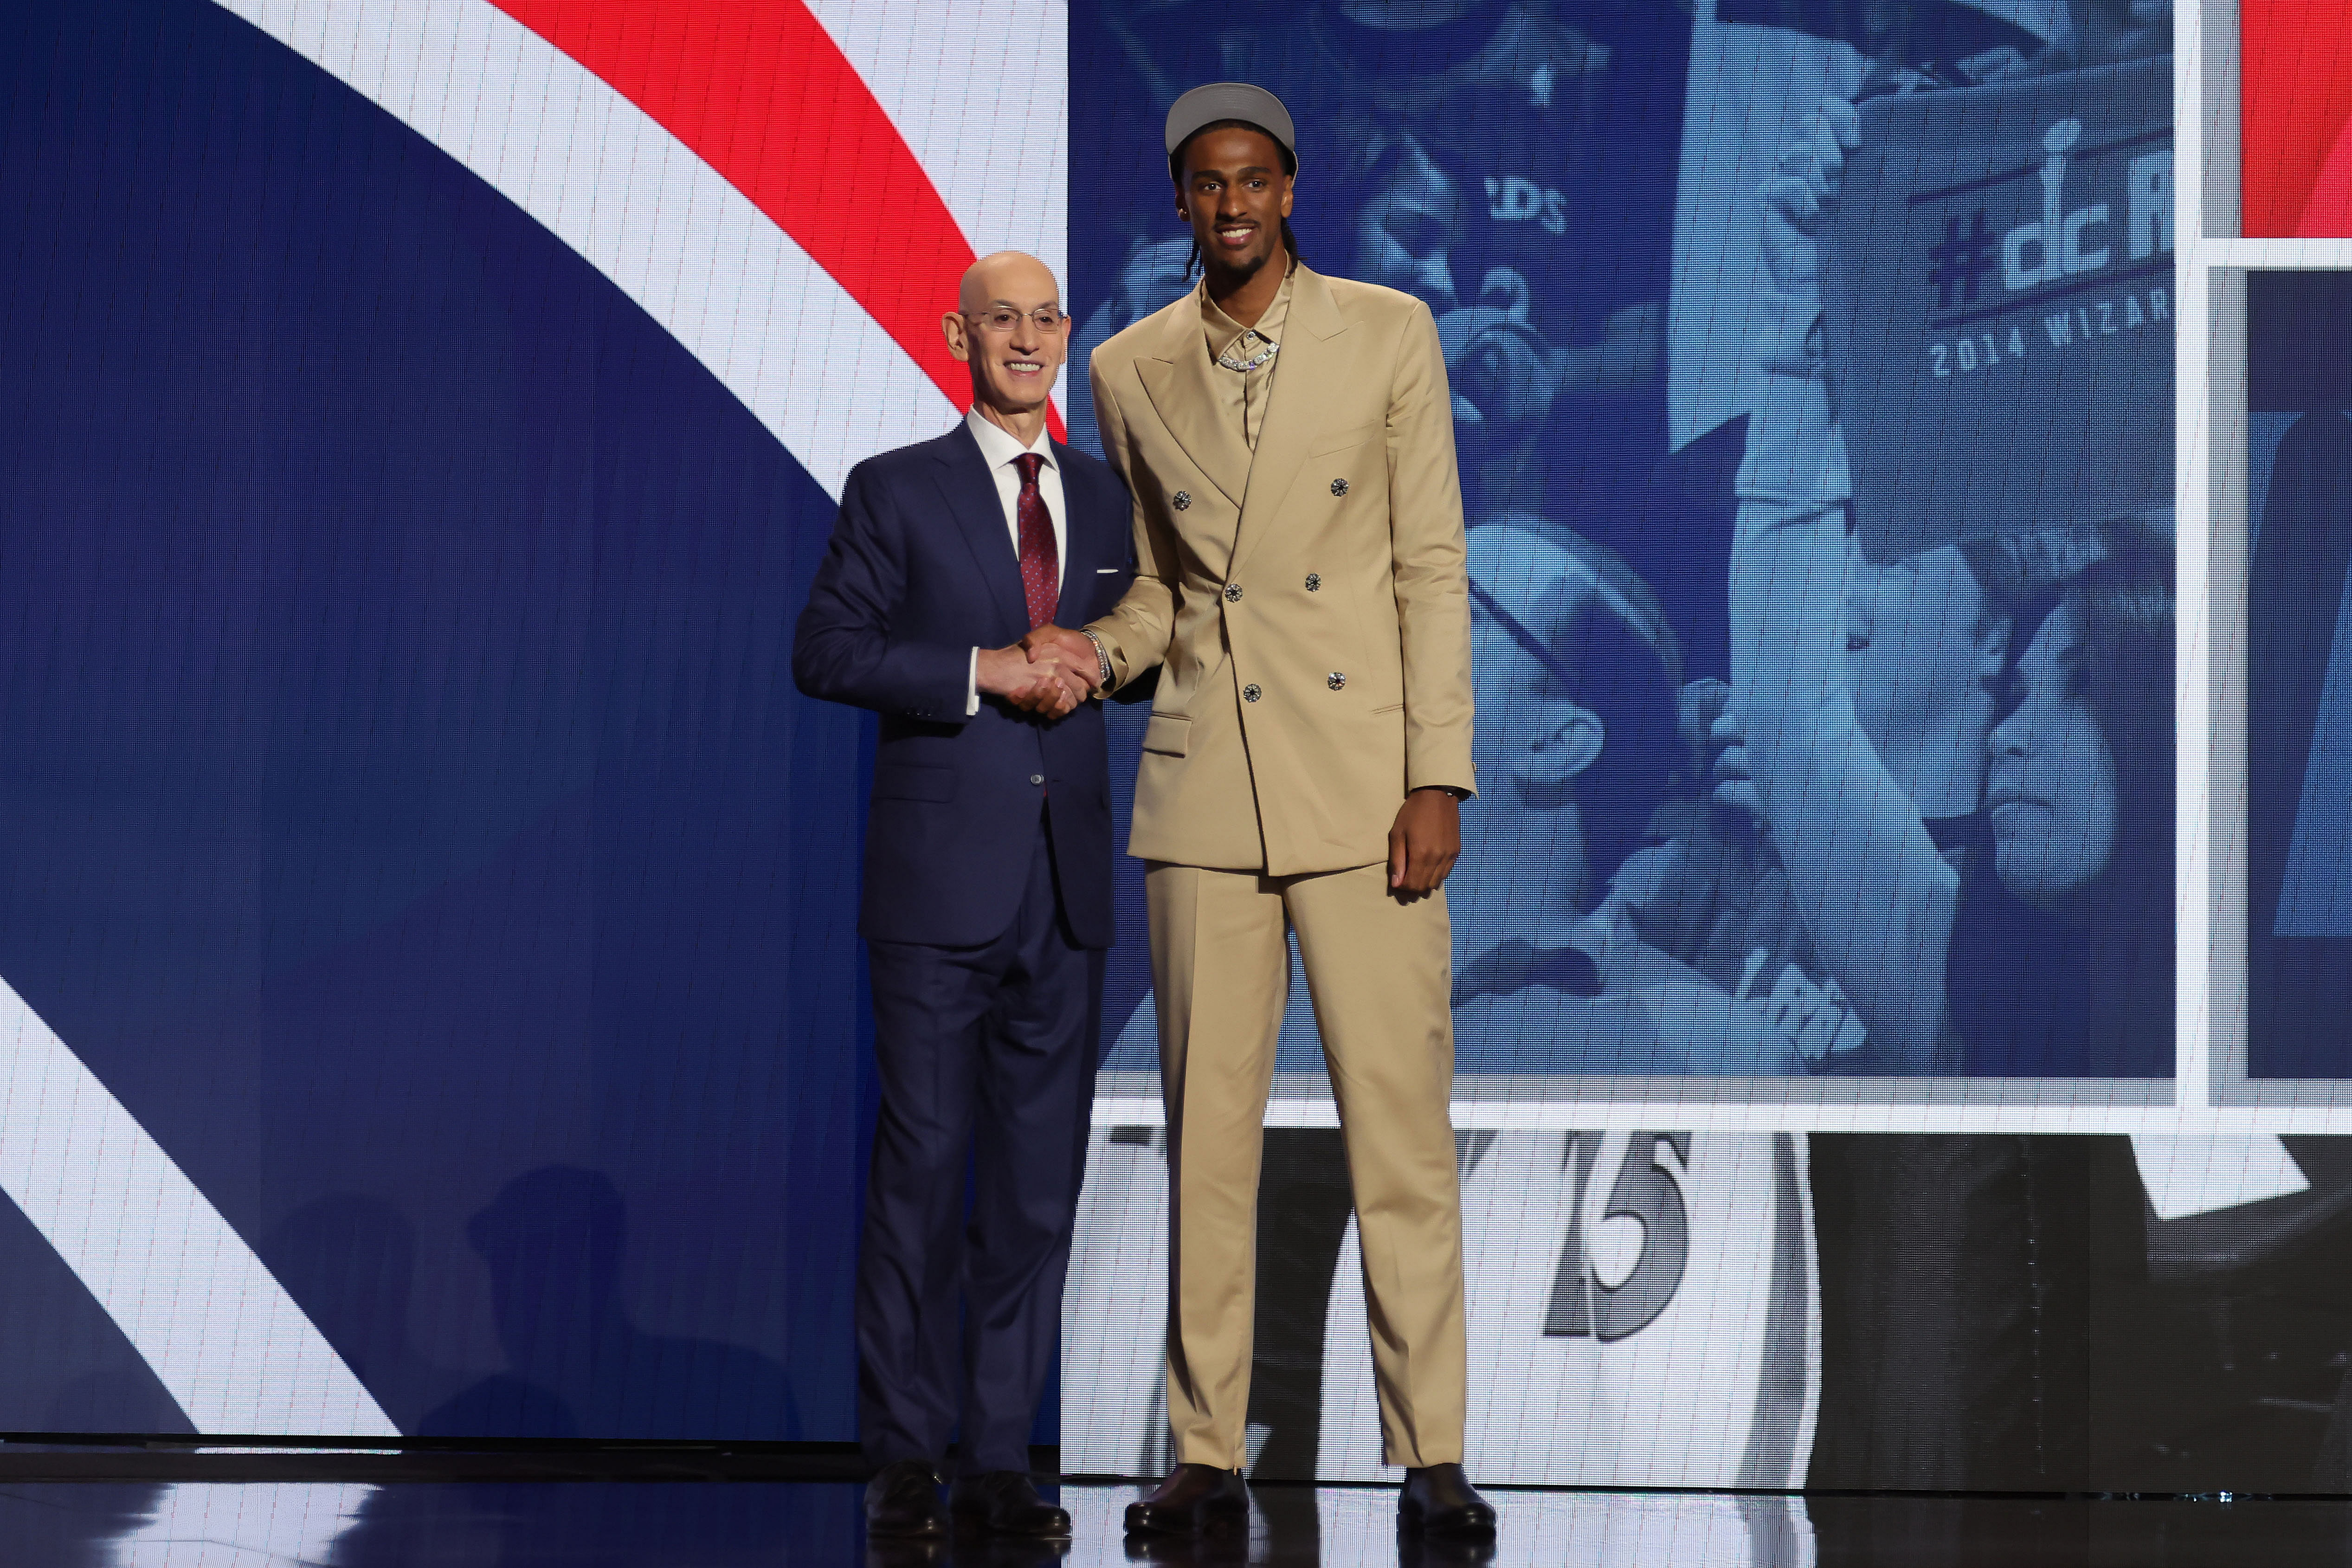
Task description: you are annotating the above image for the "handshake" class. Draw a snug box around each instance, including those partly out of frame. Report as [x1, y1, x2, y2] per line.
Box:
[977, 626, 1104, 720]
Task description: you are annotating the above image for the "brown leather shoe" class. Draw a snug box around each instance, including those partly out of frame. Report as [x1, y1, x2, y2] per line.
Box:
[865, 1458, 947, 1539]
[1121, 1463, 1248, 1536]
[950, 1470, 1072, 1537]
[1398, 1463, 1495, 1539]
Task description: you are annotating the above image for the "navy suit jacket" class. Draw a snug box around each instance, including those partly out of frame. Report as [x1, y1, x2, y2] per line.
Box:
[793, 421, 1134, 949]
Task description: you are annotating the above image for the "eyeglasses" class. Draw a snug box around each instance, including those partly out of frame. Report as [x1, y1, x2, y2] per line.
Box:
[964, 306, 1068, 334]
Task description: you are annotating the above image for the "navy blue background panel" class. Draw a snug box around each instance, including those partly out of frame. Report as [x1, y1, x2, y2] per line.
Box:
[0, 0, 867, 1437]
[2247, 273, 2352, 1078]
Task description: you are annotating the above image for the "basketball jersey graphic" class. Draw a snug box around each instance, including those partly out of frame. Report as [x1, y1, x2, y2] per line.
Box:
[1318, 1132, 1817, 1487]
[1063, 1127, 1819, 1492]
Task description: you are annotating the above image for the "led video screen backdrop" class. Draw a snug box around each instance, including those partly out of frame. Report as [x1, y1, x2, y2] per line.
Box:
[1068, 0, 2176, 1101]
[0, 0, 1050, 1441]
[1060, 0, 2198, 1495]
[3, 0, 2351, 1508]
[2248, 270, 2352, 1078]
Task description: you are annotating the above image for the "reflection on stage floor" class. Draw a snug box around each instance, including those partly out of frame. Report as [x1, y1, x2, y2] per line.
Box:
[2, 1474, 2350, 1565]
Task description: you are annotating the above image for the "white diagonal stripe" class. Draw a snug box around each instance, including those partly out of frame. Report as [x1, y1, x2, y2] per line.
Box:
[0, 980, 394, 1434]
[213, 0, 966, 499]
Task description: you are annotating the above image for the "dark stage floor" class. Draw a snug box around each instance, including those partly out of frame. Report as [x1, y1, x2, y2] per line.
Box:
[1, 1448, 2349, 1565]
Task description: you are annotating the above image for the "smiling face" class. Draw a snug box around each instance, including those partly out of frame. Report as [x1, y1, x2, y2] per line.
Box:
[941, 252, 1066, 428]
[1176, 124, 1294, 283]
[1984, 599, 2120, 908]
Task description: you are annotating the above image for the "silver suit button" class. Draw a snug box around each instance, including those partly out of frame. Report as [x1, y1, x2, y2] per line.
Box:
[1030, 774, 1044, 785]
[1224, 582, 1243, 603]
[1330, 477, 1349, 497]
[1304, 573, 1321, 592]
[1173, 490, 1191, 510]
[1243, 684, 1262, 703]
[1327, 672, 1347, 691]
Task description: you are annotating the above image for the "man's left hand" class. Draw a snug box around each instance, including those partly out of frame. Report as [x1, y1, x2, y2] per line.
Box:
[1388, 787, 1462, 901]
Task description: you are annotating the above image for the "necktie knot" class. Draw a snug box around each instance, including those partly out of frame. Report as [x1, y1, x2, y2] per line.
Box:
[1014, 452, 1044, 488]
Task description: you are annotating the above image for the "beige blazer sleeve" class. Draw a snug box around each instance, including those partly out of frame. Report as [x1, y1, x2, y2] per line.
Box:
[1083, 351, 1176, 690]
[1385, 302, 1476, 796]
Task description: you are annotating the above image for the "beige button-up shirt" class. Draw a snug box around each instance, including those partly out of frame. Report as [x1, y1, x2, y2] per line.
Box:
[1200, 265, 1293, 452]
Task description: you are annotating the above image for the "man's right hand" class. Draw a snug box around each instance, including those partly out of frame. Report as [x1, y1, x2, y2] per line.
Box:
[1021, 626, 1103, 693]
[977, 644, 1089, 719]
[1754, 95, 1859, 373]
[1762, 95, 1860, 241]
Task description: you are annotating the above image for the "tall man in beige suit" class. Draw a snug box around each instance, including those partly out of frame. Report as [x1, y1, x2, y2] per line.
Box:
[1029, 83, 1495, 1543]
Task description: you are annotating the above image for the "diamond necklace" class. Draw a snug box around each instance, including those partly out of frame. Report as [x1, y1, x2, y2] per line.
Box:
[1217, 336, 1280, 373]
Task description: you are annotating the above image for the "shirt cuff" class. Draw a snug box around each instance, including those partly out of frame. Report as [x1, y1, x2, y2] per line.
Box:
[967, 648, 981, 717]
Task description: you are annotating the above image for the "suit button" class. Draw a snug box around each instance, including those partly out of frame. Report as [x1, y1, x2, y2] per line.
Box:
[1331, 477, 1349, 497]
[1304, 573, 1321, 592]
[1327, 672, 1347, 690]
[1030, 774, 1045, 786]
[1224, 582, 1243, 603]
[1173, 490, 1192, 510]
[1243, 684, 1262, 703]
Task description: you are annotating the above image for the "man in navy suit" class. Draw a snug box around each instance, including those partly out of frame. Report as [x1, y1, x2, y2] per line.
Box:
[793, 251, 1133, 1542]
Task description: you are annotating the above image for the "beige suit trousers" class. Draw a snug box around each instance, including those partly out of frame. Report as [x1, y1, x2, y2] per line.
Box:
[1145, 860, 1467, 1469]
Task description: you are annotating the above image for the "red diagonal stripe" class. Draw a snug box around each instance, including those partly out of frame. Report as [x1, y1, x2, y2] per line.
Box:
[2244, 1, 2352, 237]
[491, 0, 1063, 439]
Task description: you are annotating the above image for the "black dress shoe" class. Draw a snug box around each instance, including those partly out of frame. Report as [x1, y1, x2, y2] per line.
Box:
[1122, 1463, 1249, 1536]
[865, 1458, 947, 1539]
[950, 1471, 1071, 1537]
[1398, 1463, 1496, 1539]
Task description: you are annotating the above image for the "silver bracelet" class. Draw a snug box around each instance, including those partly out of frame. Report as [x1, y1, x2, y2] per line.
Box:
[1078, 627, 1114, 692]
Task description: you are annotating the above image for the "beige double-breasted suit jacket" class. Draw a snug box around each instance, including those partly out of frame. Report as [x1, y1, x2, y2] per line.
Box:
[1084, 262, 1476, 872]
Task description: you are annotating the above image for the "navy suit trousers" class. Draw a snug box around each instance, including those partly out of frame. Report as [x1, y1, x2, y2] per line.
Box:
[856, 816, 1102, 1474]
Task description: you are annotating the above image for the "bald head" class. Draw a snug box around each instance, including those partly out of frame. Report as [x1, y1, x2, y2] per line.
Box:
[943, 252, 1068, 445]
[959, 251, 1059, 315]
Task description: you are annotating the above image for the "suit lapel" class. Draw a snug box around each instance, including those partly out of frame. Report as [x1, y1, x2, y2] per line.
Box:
[1050, 440, 1102, 610]
[1133, 287, 1252, 512]
[1229, 265, 1352, 580]
[931, 425, 1028, 640]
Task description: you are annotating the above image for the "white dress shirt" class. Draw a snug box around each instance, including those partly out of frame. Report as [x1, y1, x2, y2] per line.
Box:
[962, 407, 1065, 715]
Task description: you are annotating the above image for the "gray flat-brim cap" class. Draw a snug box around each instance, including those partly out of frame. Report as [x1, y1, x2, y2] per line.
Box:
[1164, 82, 1296, 164]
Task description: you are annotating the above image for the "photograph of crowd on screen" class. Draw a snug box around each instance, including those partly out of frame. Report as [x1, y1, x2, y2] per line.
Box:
[1040, 0, 2346, 1504]
[1072, 0, 2174, 1094]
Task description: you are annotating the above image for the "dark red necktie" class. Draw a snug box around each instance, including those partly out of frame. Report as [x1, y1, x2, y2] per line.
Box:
[1013, 452, 1058, 630]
